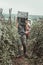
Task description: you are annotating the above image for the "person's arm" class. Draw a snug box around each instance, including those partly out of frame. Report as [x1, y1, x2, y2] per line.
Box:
[16, 18, 18, 28]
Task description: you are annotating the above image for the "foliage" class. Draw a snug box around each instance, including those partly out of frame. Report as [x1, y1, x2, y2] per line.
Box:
[0, 20, 43, 65]
[0, 21, 21, 65]
[28, 22, 43, 65]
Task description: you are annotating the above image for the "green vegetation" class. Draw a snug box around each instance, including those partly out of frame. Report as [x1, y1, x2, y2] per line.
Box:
[0, 20, 43, 65]
[28, 22, 43, 65]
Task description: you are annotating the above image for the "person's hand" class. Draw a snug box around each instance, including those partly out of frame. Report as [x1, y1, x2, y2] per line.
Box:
[25, 31, 29, 34]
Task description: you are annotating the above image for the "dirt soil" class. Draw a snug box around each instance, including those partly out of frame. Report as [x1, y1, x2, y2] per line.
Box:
[11, 55, 30, 65]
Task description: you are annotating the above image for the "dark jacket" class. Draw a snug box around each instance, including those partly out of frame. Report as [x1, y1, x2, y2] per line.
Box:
[18, 24, 26, 35]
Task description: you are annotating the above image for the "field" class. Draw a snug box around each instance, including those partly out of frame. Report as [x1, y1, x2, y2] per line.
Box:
[0, 14, 43, 65]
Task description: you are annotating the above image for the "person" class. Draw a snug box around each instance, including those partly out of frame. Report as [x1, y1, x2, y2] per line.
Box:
[17, 18, 30, 56]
